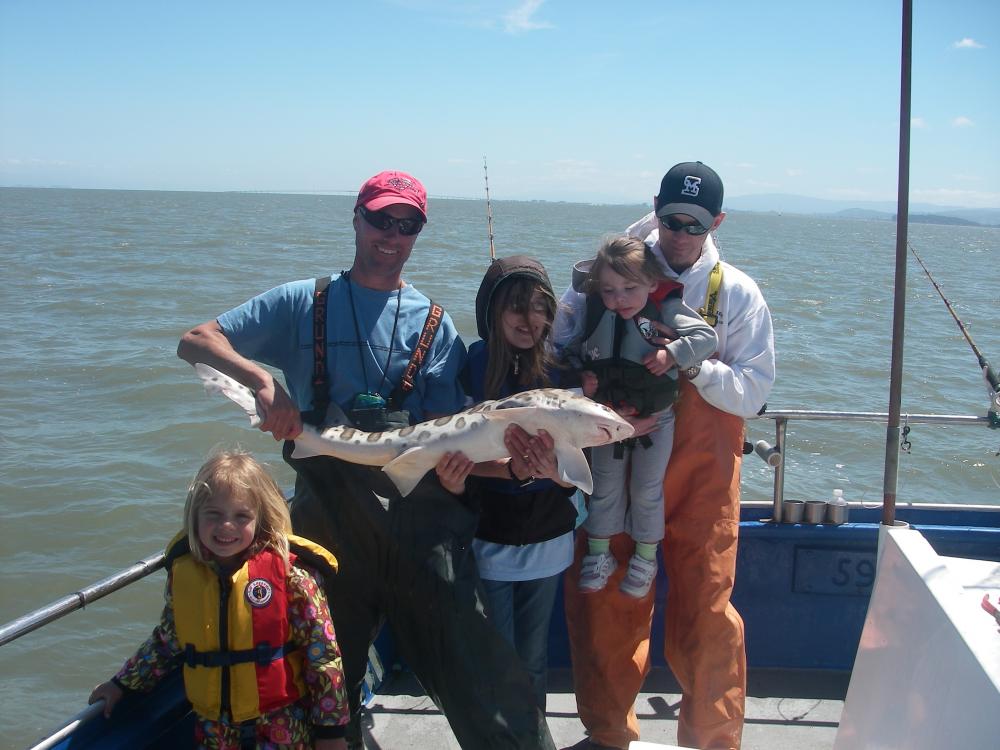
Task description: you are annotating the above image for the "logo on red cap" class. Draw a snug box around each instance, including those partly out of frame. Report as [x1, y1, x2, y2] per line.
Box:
[387, 176, 417, 193]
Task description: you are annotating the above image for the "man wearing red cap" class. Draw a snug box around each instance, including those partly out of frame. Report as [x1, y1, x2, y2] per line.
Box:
[556, 162, 775, 750]
[179, 170, 554, 749]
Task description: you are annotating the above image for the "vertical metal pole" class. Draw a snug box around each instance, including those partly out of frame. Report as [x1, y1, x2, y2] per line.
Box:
[882, 0, 913, 527]
[772, 417, 787, 521]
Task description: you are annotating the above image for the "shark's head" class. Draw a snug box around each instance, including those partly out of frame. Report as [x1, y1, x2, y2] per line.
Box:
[567, 396, 636, 447]
[492, 388, 635, 448]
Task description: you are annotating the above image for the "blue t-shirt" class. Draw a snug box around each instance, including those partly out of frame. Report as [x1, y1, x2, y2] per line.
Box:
[217, 273, 467, 422]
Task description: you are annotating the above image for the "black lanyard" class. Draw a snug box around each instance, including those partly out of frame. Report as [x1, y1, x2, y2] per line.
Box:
[343, 270, 401, 400]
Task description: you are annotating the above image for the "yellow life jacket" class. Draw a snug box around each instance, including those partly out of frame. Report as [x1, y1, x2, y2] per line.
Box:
[165, 531, 338, 722]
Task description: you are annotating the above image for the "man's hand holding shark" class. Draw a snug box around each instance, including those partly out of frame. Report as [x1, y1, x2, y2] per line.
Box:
[178, 323, 304, 441]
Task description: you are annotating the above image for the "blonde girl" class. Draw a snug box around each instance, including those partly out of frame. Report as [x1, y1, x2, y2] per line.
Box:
[89, 450, 349, 750]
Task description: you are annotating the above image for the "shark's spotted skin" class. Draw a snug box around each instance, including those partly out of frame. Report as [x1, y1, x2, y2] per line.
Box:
[193, 363, 634, 497]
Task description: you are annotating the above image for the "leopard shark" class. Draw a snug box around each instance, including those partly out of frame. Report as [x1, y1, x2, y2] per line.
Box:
[193, 363, 634, 496]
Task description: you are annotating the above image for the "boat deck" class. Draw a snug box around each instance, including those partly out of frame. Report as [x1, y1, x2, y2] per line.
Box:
[361, 666, 848, 750]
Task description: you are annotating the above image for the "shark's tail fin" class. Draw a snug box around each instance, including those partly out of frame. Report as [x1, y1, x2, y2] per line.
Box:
[193, 363, 262, 428]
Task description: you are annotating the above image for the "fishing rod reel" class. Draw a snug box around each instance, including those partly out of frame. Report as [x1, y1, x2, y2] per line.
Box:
[982, 368, 1000, 430]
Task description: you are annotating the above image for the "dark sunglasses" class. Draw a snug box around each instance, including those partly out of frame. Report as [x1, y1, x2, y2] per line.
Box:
[358, 205, 425, 236]
[659, 214, 711, 236]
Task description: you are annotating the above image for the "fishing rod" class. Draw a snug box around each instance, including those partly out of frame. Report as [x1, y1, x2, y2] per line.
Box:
[484, 156, 496, 262]
[908, 241, 1000, 414]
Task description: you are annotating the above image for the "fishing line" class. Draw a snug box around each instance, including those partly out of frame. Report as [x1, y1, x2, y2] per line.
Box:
[908, 242, 1000, 416]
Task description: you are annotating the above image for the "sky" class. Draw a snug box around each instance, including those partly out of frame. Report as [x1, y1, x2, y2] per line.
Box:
[1, 0, 997, 208]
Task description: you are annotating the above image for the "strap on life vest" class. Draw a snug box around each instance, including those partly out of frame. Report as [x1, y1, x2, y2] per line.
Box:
[698, 262, 723, 326]
[182, 641, 291, 669]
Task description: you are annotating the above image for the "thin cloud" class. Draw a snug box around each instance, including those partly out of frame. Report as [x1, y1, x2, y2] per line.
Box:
[503, 0, 552, 34]
[785, 168, 804, 177]
[953, 38, 985, 49]
[911, 116, 927, 128]
[545, 158, 600, 179]
[3, 157, 72, 166]
[952, 116, 975, 128]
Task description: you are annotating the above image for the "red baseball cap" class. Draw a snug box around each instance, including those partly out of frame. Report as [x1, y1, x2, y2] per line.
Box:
[355, 170, 428, 221]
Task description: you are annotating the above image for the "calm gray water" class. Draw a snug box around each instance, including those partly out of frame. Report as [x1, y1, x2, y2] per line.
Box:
[2, 187, 998, 746]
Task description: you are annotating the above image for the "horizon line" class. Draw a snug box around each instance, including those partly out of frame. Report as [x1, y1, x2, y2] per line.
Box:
[1, 184, 997, 213]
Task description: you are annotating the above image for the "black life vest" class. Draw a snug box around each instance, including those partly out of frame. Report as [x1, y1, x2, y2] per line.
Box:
[579, 280, 683, 417]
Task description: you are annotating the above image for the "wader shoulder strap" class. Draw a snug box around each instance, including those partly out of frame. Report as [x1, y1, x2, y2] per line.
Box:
[394, 300, 444, 401]
[310, 277, 443, 411]
[311, 276, 332, 418]
[698, 262, 723, 326]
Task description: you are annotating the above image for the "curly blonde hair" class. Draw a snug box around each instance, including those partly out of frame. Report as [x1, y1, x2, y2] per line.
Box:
[183, 449, 292, 569]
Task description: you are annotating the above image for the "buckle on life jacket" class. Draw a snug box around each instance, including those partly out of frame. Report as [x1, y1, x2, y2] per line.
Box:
[612, 434, 654, 460]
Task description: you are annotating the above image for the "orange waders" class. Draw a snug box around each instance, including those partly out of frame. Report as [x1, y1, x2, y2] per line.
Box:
[565, 378, 746, 750]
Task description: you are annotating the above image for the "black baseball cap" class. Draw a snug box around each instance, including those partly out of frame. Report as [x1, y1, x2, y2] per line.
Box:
[655, 161, 724, 230]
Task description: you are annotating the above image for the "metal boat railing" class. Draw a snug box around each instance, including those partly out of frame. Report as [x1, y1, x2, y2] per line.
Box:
[749, 408, 995, 522]
[2, 553, 167, 749]
[0, 552, 165, 648]
[26, 703, 106, 750]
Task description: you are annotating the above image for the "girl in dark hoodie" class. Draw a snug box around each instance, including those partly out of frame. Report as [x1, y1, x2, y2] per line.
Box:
[462, 256, 579, 712]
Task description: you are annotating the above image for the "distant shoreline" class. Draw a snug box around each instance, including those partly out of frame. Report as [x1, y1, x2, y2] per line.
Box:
[2, 184, 998, 226]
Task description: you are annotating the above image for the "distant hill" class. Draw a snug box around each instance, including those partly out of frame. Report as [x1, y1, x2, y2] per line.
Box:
[897, 214, 981, 226]
[725, 193, 1000, 226]
[834, 210, 982, 226]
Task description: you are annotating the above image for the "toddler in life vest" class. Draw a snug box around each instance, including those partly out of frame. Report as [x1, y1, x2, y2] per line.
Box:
[89, 450, 349, 749]
[567, 236, 717, 598]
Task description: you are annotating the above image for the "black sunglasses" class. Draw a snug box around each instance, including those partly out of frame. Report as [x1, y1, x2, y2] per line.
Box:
[358, 205, 424, 236]
[659, 214, 711, 236]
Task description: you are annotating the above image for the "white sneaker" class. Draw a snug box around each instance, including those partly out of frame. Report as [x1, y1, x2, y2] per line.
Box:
[619, 553, 657, 598]
[579, 551, 617, 593]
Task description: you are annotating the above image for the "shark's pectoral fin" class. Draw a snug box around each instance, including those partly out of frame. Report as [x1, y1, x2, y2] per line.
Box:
[382, 446, 436, 497]
[290, 442, 312, 460]
[554, 446, 594, 495]
[194, 362, 262, 428]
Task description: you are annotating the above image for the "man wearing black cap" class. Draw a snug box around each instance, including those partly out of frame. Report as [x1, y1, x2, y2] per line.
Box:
[558, 162, 775, 750]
